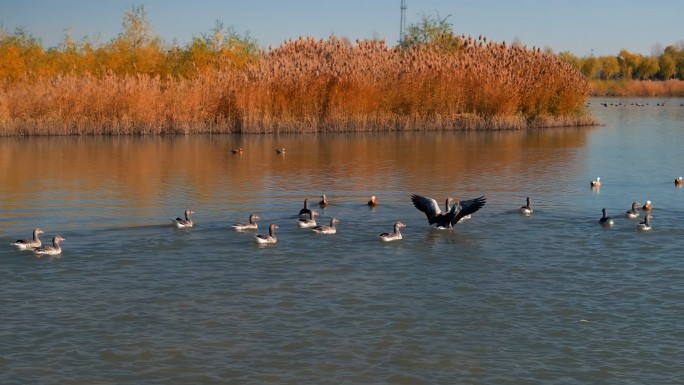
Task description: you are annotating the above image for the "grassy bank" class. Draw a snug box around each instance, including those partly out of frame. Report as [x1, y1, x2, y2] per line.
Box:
[0, 36, 596, 135]
[590, 79, 684, 97]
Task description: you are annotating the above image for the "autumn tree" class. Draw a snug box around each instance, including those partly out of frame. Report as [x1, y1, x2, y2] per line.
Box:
[101, 4, 166, 75]
[182, 20, 258, 75]
[0, 27, 45, 80]
[634, 57, 659, 79]
[600, 56, 620, 79]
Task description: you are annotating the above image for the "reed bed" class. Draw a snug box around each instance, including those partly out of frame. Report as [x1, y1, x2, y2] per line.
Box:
[0, 36, 595, 135]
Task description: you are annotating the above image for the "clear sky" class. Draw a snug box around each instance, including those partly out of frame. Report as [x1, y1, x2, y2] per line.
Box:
[1, 0, 682, 57]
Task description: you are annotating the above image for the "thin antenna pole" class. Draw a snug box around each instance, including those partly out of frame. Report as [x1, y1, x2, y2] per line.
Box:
[400, 0, 407, 45]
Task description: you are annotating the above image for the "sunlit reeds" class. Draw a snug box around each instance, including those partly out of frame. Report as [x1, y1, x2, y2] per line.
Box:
[0, 35, 595, 135]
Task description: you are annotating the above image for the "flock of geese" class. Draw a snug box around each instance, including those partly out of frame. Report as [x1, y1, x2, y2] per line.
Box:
[590, 176, 684, 231]
[233, 193, 487, 245]
[10, 174, 683, 256]
[9, 192, 488, 255]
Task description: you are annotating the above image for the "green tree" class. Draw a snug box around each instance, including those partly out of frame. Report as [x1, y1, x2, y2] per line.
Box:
[400, 13, 460, 51]
[119, 4, 158, 49]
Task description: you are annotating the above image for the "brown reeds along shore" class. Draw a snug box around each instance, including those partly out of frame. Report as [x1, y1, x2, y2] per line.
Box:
[0, 36, 597, 136]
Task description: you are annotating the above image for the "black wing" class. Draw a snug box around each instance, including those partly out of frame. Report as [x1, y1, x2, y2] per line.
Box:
[450, 196, 486, 226]
[411, 194, 442, 223]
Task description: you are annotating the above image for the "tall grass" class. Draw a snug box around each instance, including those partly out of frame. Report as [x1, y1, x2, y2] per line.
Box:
[0, 36, 595, 135]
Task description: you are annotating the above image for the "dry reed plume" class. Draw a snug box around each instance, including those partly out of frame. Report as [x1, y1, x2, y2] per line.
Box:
[0, 36, 595, 135]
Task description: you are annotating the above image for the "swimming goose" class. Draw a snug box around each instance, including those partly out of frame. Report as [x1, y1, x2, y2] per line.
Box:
[33, 236, 65, 256]
[625, 202, 640, 218]
[642, 200, 652, 211]
[599, 208, 614, 226]
[298, 198, 312, 219]
[11, 228, 44, 250]
[519, 197, 533, 215]
[379, 222, 406, 242]
[173, 210, 194, 228]
[232, 214, 259, 230]
[232, 148, 243, 154]
[276, 148, 286, 154]
[590, 177, 601, 188]
[312, 218, 339, 234]
[319, 194, 329, 207]
[676, 177, 683, 186]
[297, 211, 317, 228]
[411, 194, 486, 229]
[255, 223, 278, 244]
[367, 196, 378, 206]
[637, 215, 652, 231]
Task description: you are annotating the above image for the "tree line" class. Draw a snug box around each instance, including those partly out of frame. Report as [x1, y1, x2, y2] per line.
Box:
[0, 5, 260, 81]
[559, 45, 684, 81]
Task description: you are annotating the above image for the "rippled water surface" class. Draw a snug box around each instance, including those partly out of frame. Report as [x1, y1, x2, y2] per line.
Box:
[2, 98, 684, 384]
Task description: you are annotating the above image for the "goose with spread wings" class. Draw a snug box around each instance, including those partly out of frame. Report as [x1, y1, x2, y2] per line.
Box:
[411, 194, 486, 228]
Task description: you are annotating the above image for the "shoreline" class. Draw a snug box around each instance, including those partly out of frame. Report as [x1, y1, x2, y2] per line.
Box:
[0, 113, 600, 136]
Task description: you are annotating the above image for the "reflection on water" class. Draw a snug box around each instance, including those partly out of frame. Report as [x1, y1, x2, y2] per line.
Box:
[0, 127, 590, 212]
[2, 98, 684, 384]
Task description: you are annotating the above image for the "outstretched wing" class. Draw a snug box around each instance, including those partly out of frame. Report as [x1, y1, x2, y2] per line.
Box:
[450, 196, 486, 226]
[411, 194, 442, 223]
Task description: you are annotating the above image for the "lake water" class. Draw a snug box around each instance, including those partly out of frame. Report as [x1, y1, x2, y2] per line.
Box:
[2, 98, 684, 384]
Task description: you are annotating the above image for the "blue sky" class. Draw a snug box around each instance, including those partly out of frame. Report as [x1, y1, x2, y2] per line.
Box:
[1, 0, 682, 57]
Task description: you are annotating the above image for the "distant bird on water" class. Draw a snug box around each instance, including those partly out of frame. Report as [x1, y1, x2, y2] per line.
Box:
[637, 215, 652, 231]
[232, 214, 259, 231]
[312, 218, 339, 234]
[590, 177, 601, 188]
[676, 177, 683, 186]
[276, 148, 286, 154]
[232, 148, 243, 154]
[519, 197, 533, 215]
[410, 194, 486, 229]
[33, 236, 65, 256]
[599, 208, 614, 226]
[367, 195, 378, 206]
[642, 200, 653, 211]
[319, 194, 329, 207]
[625, 202, 640, 219]
[297, 211, 318, 228]
[255, 223, 278, 244]
[10, 228, 44, 250]
[173, 209, 194, 228]
[379, 221, 406, 242]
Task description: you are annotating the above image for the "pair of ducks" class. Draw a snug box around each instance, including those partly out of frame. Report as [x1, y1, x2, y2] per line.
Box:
[595, 176, 683, 188]
[10, 228, 66, 256]
[230, 148, 286, 155]
[254, 216, 339, 245]
[173, 209, 286, 244]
